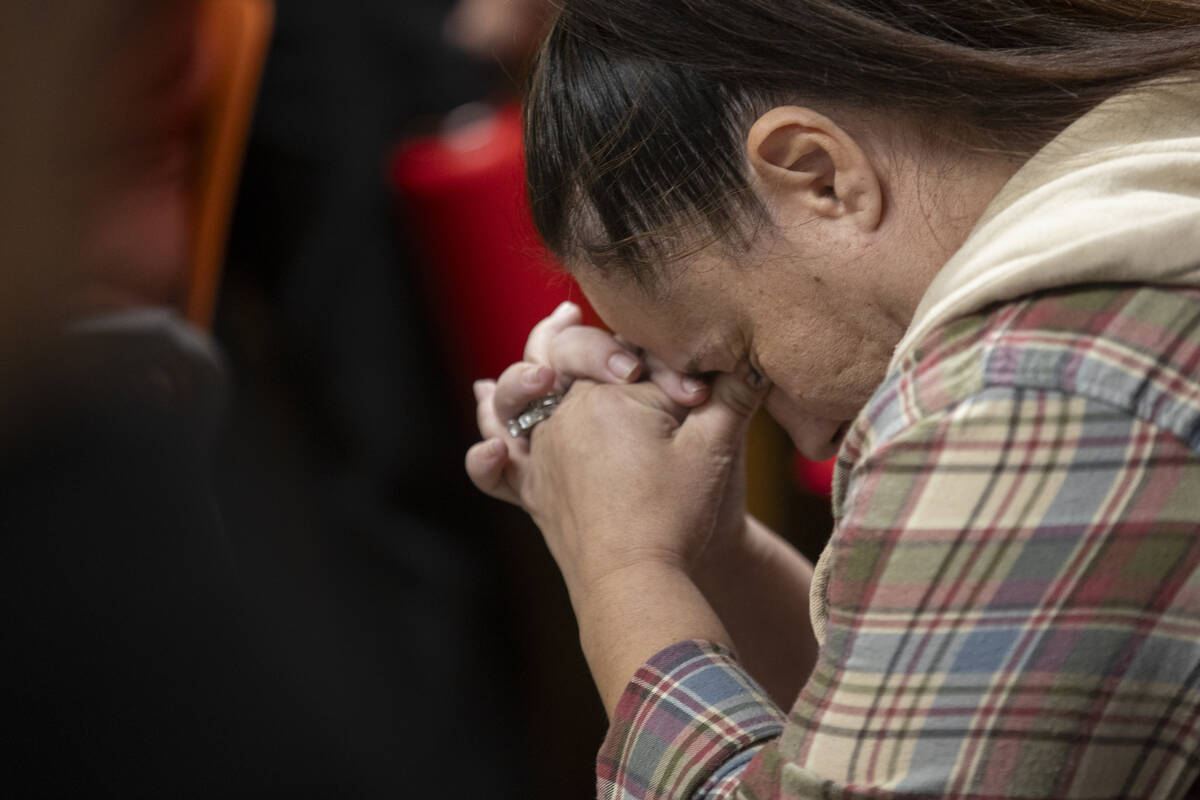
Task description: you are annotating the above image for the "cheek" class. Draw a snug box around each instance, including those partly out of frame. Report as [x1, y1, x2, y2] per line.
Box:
[758, 326, 884, 422]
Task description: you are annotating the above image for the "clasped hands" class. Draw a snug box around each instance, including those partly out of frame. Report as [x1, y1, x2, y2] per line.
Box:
[467, 302, 768, 594]
[465, 302, 824, 715]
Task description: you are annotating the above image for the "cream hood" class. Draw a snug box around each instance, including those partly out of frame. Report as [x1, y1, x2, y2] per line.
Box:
[891, 79, 1200, 370]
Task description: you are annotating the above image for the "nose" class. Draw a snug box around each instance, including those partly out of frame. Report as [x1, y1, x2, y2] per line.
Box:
[765, 392, 845, 462]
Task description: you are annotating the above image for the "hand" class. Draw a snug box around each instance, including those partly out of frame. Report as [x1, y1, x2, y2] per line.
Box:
[465, 307, 808, 715]
[466, 302, 710, 506]
[508, 371, 768, 714]
[516, 370, 768, 596]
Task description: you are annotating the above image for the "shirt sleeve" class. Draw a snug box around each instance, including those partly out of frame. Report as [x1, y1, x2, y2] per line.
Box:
[597, 640, 786, 800]
[599, 386, 1200, 799]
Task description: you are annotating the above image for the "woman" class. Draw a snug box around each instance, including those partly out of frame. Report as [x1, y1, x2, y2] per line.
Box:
[467, 2, 1200, 797]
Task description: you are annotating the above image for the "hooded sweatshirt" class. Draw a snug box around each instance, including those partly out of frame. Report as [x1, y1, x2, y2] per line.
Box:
[892, 78, 1200, 370]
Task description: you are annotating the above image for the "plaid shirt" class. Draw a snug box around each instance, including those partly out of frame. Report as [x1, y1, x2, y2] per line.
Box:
[599, 285, 1200, 799]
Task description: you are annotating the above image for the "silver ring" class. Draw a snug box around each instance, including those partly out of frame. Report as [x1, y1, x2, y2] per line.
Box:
[507, 393, 562, 438]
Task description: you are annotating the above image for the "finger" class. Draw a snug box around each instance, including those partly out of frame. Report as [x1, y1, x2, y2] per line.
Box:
[546, 325, 642, 388]
[474, 379, 497, 435]
[475, 379, 519, 443]
[492, 362, 557, 424]
[524, 301, 584, 364]
[677, 366, 769, 451]
[612, 334, 642, 355]
[610, 380, 690, 425]
[465, 438, 521, 505]
[644, 352, 710, 408]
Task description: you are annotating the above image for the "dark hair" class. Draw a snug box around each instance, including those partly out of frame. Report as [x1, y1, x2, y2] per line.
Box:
[524, 0, 1200, 286]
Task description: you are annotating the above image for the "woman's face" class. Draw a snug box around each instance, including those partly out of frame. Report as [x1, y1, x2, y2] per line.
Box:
[569, 107, 1018, 458]
[576, 232, 909, 461]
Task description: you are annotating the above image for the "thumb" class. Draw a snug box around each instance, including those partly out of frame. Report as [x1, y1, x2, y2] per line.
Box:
[677, 368, 769, 451]
[619, 380, 690, 425]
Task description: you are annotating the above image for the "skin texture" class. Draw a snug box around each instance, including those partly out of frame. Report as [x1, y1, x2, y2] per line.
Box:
[467, 104, 1019, 715]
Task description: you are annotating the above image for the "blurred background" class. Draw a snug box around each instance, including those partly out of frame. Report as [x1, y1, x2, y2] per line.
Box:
[0, 1, 833, 797]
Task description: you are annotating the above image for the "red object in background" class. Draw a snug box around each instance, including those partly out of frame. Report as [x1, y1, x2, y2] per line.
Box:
[795, 454, 836, 497]
[389, 103, 598, 394]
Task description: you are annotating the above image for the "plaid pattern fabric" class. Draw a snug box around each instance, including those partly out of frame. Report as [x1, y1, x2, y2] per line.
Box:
[599, 285, 1200, 799]
[597, 641, 786, 799]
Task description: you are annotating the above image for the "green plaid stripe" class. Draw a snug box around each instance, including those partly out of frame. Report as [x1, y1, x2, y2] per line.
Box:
[599, 286, 1200, 799]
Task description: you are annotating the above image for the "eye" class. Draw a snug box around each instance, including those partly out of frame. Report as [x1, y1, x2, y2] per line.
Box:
[746, 358, 766, 389]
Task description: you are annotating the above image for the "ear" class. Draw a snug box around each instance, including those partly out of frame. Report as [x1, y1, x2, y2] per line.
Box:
[747, 106, 883, 233]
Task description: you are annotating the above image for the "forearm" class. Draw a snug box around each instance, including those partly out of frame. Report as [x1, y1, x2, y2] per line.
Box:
[573, 560, 732, 719]
[692, 516, 819, 709]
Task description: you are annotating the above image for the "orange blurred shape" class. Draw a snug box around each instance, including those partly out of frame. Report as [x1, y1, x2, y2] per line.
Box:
[185, 0, 274, 329]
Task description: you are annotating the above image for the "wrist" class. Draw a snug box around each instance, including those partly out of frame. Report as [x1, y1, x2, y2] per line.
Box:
[692, 514, 756, 589]
[572, 559, 731, 718]
[550, 530, 694, 607]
